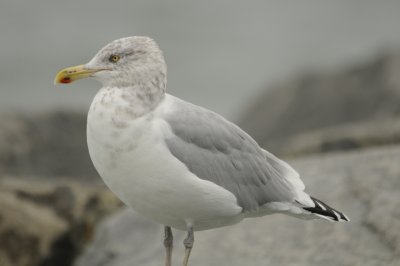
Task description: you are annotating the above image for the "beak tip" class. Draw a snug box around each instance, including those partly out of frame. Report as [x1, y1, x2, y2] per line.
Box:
[54, 70, 75, 85]
[58, 77, 72, 84]
[54, 64, 95, 85]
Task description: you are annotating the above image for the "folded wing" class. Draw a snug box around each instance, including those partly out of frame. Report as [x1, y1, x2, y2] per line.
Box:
[163, 97, 306, 213]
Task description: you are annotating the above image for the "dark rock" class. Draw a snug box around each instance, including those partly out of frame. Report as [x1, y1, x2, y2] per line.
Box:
[0, 177, 122, 266]
[0, 229, 40, 266]
[75, 145, 400, 266]
[239, 53, 400, 155]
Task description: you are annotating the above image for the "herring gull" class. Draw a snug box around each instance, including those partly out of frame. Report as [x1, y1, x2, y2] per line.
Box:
[54, 36, 349, 266]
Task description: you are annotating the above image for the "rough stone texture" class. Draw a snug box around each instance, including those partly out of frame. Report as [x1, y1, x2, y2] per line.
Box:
[281, 118, 400, 156]
[0, 177, 122, 266]
[239, 53, 400, 155]
[0, 111, 97, 180]
[75, 145, 400, 266]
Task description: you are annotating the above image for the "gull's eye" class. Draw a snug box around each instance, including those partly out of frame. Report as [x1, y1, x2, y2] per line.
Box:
[109, 54, 120, 63]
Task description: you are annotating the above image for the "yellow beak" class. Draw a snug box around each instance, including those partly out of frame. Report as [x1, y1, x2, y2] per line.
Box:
[54, 64, 107, 84]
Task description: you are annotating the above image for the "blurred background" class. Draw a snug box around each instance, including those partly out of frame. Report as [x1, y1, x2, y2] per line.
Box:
[1, 1, 400, 266]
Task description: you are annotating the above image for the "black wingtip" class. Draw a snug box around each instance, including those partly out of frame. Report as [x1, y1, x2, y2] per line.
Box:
[303, 197, 350, 222]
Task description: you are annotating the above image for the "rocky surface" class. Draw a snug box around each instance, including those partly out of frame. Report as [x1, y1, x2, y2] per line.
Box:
[0, 177, 121, 266]
[280, 118, 400, 156]
[0, 111, 97, 180]
[75, 145, 400, 266]
[239, 53, 400, 155]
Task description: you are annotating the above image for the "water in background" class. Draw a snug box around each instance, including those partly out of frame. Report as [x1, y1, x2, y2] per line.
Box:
[1, 0, 400, 120]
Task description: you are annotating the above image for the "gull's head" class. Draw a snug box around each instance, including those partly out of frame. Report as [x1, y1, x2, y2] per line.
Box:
[55, 36, 167, 87]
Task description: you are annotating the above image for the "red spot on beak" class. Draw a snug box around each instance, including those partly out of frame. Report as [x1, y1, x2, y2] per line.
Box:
[61, 77, 72, 83]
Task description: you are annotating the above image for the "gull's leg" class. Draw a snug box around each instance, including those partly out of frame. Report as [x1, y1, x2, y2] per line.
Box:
[182, 225, 194, 266]
[164, 226, 173, 266]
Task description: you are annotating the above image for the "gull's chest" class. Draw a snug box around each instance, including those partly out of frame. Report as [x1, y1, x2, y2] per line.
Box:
[85, 90, 192, 216]
[86, 89, 161, 181]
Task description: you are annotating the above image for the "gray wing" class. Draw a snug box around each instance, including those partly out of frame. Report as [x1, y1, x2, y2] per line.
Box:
[163, 98, 304, 212]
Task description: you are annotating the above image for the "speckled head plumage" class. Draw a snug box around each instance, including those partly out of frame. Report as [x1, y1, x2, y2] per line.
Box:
[87, 36, 167, 87]
[55, 36, 167, 90]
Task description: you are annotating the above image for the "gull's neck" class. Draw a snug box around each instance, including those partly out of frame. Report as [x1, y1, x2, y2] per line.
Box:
[94, 74, 167, 121]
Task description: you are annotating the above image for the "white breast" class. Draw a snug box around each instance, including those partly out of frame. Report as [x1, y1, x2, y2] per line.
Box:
[87, 89, 242, 230]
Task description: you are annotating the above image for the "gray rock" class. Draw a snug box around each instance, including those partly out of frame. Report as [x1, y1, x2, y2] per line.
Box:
[239, 53, 400, 155]
[280, 118, 400, 156]
[75, 145, 400, 266]
[0, 177, 122, 266]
